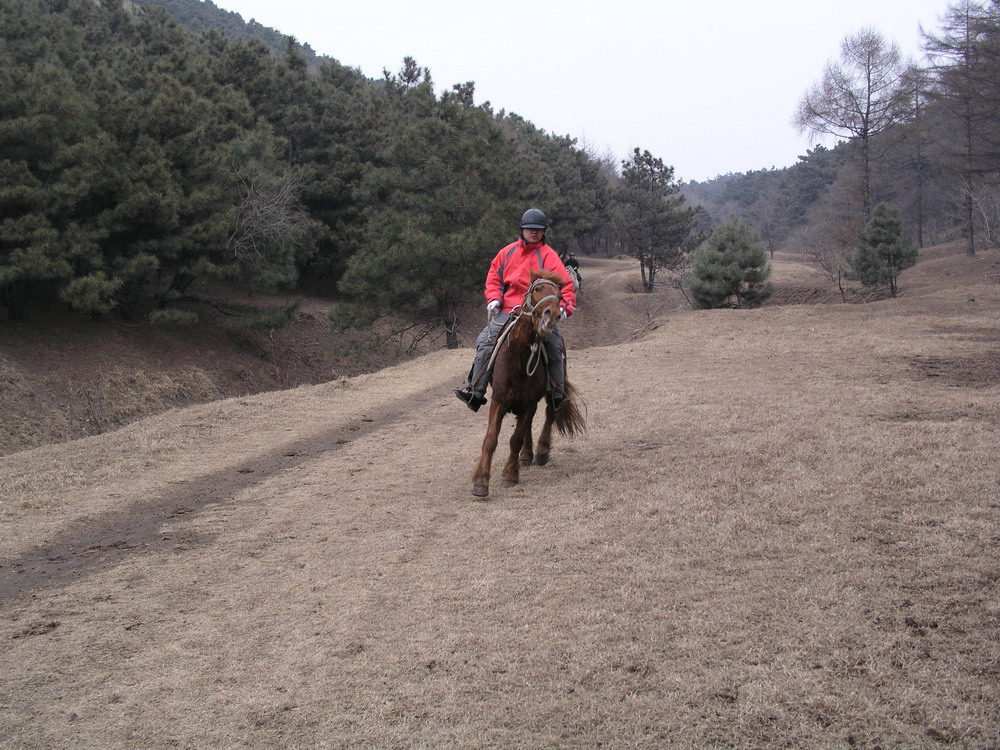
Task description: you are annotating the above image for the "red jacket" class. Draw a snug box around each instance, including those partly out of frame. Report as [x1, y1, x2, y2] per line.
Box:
[484, 240, 577, 317]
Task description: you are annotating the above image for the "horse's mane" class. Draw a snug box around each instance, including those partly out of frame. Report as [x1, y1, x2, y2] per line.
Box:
[531, 268, 569, 288]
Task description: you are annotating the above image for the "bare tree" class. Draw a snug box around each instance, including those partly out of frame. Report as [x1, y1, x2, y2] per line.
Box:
[229, 169, 312, 292]
[968, 177, 1000, 250]
[748, 179, 795, 257]
[792, 172, 865, 301]
[878, 66, 936, 248]
[922, 0, 1000, 256]
[794, 28, 913, 221]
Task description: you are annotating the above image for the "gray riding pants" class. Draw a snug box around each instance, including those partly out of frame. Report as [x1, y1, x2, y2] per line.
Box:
[466, 312, 566, 397]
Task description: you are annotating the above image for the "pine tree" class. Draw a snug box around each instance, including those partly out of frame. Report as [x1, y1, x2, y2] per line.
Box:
[688, 220, 772, 309]
[335, 66, 518, 349]
[614, 149, 697, 292]
[0, 2, 108, 319]
[850, 202, 917, 297]
[498, 115, 611, 254]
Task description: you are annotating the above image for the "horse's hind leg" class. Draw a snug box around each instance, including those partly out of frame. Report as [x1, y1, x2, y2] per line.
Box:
[518, 412, 535, 466]
[534, 402, 555, 466]
[502, 410, 535, 485]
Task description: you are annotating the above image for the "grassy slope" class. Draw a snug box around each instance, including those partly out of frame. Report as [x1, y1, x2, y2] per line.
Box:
[0, 245, 998, 748]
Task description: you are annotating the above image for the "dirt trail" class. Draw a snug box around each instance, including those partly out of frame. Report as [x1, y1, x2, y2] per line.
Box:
[1, 257, 650, 604]
[1, 257, 658, 747]
[564, 257, 683, 349]
[1, 251, 998, 748]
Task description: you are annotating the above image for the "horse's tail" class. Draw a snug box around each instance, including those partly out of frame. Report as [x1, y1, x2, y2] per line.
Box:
[554, 379, 586, 436]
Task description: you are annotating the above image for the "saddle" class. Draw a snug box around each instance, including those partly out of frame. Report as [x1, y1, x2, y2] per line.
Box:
[483, 312, 552, 386]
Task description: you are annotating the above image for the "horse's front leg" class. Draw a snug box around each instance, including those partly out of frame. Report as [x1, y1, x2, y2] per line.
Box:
[502, 404, 537, 485]
[472, 402, 505, 497]
[534, 399, 555, 466]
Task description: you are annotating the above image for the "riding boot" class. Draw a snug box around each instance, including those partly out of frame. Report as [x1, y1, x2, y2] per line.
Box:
[544, 329, 568, 411]
[454, 354, 489, 411]
[454, 386, 486, 411]
[455, 313, 507, 411]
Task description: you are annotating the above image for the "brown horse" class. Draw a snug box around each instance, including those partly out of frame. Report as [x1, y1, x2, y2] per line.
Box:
[471, 269, 586, 497]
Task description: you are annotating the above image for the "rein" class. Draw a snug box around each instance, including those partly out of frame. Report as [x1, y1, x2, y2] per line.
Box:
[520, 278, 560, 377]
[483, 277, 562, 378]
[526, 339, 547, 376]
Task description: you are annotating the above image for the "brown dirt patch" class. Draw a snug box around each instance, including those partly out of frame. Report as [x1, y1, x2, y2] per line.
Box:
[907, 351, 1000, 389]
[0, 294, 422, 455]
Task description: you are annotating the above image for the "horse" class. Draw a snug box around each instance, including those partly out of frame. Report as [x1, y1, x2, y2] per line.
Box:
[471, 269, 586, 497]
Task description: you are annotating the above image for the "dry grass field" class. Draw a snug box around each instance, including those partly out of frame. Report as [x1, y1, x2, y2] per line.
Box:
[1, 248, 998, 748]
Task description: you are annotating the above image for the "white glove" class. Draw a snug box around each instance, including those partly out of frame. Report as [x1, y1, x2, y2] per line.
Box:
[487, 300, 500, 315]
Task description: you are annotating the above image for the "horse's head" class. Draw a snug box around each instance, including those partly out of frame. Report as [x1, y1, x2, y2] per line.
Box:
[522, 269, 567, 339]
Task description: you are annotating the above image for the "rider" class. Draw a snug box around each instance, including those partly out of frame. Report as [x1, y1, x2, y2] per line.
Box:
[454, 208, 577, 413]
[565, 252, 581, 288]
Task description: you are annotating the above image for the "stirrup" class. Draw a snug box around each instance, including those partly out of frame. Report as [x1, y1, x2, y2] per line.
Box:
[551, 393, 570, 413]
[454, 388, 487, 412]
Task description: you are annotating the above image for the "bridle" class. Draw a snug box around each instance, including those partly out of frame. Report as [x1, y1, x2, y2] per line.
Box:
[517, 278, 561, 318]
[484, 277, 563, 378]
[518, 278, 561, 376]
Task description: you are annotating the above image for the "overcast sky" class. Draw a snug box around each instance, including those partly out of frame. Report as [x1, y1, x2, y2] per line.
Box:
[213, 0, 949, 183]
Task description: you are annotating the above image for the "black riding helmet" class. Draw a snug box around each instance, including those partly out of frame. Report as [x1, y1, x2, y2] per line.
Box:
[520, 208, 548, 229]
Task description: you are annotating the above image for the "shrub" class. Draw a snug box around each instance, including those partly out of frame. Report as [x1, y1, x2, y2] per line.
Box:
[850, 203, 917, 297]
[688, 220, 772, 308]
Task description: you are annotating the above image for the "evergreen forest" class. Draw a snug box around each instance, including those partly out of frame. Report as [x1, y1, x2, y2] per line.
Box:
[2, 0, 999, 333]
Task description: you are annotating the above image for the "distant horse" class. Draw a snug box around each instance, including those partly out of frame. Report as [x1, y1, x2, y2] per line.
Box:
[471, 269, 586, 497]
[568, 266, 581, 294]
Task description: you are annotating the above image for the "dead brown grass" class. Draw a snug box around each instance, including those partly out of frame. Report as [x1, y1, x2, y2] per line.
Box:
[1, 247, 998, 748]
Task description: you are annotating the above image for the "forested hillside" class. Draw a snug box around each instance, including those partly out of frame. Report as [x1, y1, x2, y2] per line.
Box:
[134, 0, 320, 63]
[1, 0, 618, 338]
[2, 0, 999, 337]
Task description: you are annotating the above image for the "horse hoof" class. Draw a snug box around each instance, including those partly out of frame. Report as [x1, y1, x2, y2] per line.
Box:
[536, 454, 549, 466]
[471, 484, 489, 497]
[519, 457, 532, 466]
[501, 477, 518, 487]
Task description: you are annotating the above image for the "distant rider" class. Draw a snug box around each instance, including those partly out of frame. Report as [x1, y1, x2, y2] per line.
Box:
[454, 208, 577, 413]
[565, 252, 581, 289]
